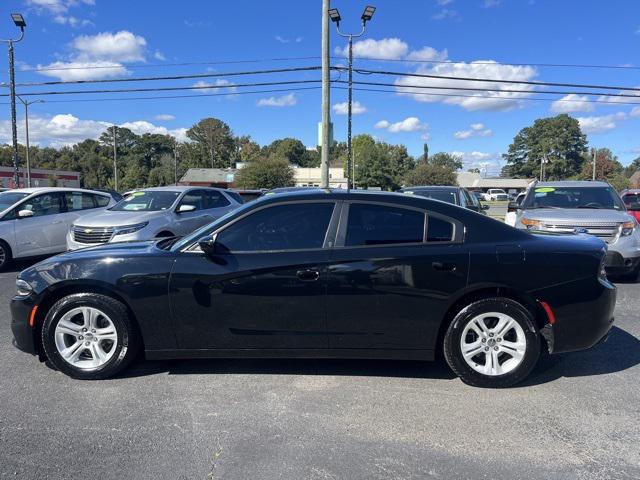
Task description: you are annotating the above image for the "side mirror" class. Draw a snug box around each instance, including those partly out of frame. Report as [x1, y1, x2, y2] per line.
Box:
[198, 234, 218, 256]
[18, 209, 34, 218]
[177, 204, 196, 213]
[482, 204, 490, 210]
[507, 201, 520, 213]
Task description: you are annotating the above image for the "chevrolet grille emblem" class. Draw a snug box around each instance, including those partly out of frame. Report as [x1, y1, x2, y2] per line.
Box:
[84, 228, 93, 234]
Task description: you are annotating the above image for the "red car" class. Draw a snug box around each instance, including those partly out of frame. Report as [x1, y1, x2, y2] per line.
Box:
[620, 190, 640, 222]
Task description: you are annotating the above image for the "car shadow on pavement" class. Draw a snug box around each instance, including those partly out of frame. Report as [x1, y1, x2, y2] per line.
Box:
[521, 326, 640, 387]
[120, 356, 458, 381]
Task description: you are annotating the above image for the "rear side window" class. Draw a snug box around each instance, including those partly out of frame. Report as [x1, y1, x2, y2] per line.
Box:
[427, 216, 454, 242]
[64, 192, 96, 211]
[94, 194, 111, 207]
[345, 203, 424, 246]
[216, 203, 334, 252]
[204, 190, 231, 208]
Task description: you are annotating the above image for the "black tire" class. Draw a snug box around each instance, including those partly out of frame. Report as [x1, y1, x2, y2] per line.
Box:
[0, 240, 12, 271]
[41, 293, 139, 380]
[443, 297, 541, 388]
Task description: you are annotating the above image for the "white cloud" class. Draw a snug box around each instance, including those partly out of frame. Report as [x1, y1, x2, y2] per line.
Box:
[483, 0, 501, 7]
[275, 36, 302, 44]
[335, 38, 409, 60]
[432, 9, 459, 20]
[550, 94, 595, 113]
[192, 79, 238, 94]
[596, 87, 640, 105]
[577, 112, 627, 134]
[257, 93, 297, 107]
[27, 0, 95, 14]
[451, 150, 503, 175]
[406, 46, 449, 62]
[332, 101, 367, 115]
[35, 61, 128, 82]
[631, 107, 640, 117]
[375, 117, 428, 133]
[395, 60, 538, 111]
[436, 0, 454, 4]
[72, 31, 146, 63]
[153, 50, 166, 61]
[154, 114, 175, 121]
[454, 123, 493, 139]
[52, 15, 93, 27]
[0, 114, 187, 147]
[35, 30, 149, 81]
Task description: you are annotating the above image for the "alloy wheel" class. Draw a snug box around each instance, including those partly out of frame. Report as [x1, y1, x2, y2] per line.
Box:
[459, 312, 527, 376]
[54, 307, 118, 370]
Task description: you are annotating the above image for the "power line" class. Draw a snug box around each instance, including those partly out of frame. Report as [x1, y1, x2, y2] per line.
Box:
[342, 80, 640, 99]
[5, 79, 322, 97]
[10, 66, 322, 87]
[341, 56, 640, 71]
[346, 67, 640, 93]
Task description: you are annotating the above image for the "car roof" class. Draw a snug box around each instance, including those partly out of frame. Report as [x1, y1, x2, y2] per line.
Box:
[534, 180, 611, 188]
[137, 186, 225, 192]
[4, 187, 110, 196]
[400, 186, 459, 191]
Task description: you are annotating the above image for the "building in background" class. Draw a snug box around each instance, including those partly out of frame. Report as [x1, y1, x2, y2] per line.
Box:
[0, 166, 80, 188]
[456, 172, 532, 194]
[293, 167, 346, 188]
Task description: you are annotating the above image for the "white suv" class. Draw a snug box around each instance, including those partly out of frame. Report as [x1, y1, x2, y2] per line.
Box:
[483, 189, 509, 201]
[0, 188, 116, 270]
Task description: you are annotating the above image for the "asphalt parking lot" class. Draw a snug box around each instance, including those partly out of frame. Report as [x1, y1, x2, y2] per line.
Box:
[0, 260, 639, 480]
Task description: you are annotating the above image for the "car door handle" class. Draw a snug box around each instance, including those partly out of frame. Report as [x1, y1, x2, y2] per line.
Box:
[297, 269, 320, 282]
[432, 261, 456, 272]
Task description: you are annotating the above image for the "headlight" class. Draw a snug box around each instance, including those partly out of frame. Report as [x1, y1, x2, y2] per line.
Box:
[521, 217, 541, 229]
[15, 279, 32, 296]
[620, 220, 637, 237]
[113, 222, 149, 236]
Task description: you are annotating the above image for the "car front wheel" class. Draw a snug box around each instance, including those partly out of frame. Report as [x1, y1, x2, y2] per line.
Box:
[444, 297, 541, 388]
[41, 293, 139, 380]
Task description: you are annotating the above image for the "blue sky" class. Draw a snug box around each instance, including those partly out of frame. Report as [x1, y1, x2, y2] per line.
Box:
[1, 0, 640, 175]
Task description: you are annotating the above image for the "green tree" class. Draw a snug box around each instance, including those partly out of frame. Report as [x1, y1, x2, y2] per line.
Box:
[403, 163, 458, 187]
[234, 158, 295, 189]
[429, 152, 463, 170]
[264, 138, 310, 166]
[186, 118, 236, 168]
[503, 114, 587, 179]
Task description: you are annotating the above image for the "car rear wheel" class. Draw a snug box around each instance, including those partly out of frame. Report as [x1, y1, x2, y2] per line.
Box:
[444, 297, 541, 388]
[0, 240, 12, 271]
[41, 293, 139, 380]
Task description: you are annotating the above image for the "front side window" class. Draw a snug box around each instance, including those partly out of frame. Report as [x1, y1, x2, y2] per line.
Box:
[0, 192, 29, 212]
[110, 191, 180, 211]
[178, 191, 204, 211]
[17, 193, 64, 217]
[345, 203, 425, 247]
[215, 202, 334, 252]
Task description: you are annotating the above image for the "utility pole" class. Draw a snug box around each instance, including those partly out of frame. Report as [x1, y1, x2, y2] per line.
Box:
[592, 147, 597, 181]
[320, 0, 330, 188]
[2, 14, 27, 188]
[112, 126, 118, 191]
[329, 6, 376, 190]
[17, 97, 44, 188]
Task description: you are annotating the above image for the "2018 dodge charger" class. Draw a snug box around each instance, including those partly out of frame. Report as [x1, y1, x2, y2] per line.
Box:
[11, 190, 615, 387]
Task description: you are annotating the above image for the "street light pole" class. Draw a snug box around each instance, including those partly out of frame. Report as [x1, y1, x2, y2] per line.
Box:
[17, 97, 44, 188]
[2, 14, 27, 189]
[329, 6, 375, 190]
[320, 0, 330, 189]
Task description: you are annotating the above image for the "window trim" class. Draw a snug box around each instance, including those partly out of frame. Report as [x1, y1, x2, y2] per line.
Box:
[333, 200, 463, 250]
[182, 199, 341, 254]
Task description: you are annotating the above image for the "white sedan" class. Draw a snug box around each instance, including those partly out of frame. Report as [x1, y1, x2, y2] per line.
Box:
[0, 187, 117, 270]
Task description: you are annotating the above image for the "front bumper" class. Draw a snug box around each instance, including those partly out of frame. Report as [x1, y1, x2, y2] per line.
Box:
[67, 229, 149, 251]
[10, 294, 38, 355]
[535, 277, 616, 354]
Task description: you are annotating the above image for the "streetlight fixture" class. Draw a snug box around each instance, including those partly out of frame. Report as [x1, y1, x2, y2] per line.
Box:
[330, 5, 376, 190]
[17, 97, 44, 188]
[1, 13, 27, 188]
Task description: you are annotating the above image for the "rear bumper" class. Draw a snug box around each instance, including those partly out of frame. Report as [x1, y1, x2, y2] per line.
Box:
[10, 295, 38, 355]
[534, 277, 616, 354]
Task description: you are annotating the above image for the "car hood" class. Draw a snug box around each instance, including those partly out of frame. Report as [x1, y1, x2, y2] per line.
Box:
[73, 209, 165, 227]
[523, 208, 632, 223]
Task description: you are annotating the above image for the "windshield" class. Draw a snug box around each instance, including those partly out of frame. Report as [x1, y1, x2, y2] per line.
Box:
[109, 191, 180, 212]
[171, 201, 256, 251]
[406, 190, 459, 205]
[523, 186, 625, 210]
[0, 192, 29, 212]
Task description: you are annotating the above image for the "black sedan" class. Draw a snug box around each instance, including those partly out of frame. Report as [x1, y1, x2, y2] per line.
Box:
[11, 190, 615, 387]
